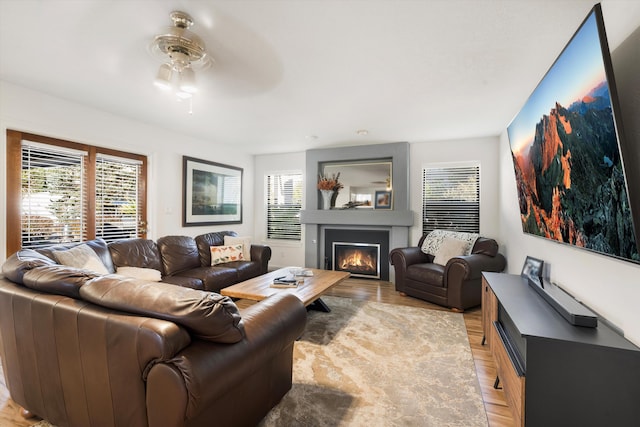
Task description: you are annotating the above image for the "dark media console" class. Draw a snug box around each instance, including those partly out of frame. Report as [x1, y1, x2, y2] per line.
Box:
[482, 272, 640, 427]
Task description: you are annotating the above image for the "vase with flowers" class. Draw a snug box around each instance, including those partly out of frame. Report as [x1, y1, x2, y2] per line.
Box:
[317, 172, 343, 209]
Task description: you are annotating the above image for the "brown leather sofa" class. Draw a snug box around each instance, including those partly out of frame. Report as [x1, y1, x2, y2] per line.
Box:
[105, 231, 270, 292]
[390, 233, 506, 311]
[0, 246, 306, 427]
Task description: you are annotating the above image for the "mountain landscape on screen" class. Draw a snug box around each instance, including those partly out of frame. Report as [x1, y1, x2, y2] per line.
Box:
[510, 82, 638, 261]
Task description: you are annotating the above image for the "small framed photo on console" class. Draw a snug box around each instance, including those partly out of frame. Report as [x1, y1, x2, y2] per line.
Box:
[521, 256, 544, 282]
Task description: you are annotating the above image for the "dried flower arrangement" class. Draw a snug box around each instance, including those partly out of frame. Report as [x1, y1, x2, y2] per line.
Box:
[317, 172, 344, 191]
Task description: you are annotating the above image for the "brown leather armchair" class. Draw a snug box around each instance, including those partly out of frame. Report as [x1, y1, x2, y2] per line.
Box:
[390, 234, 506, 311]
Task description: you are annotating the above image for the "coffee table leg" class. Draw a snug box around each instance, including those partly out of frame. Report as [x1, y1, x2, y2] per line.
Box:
[307, 298, 331, 312]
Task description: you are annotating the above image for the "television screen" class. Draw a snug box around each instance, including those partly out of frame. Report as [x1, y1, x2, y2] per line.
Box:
[507, 4, 639, 263]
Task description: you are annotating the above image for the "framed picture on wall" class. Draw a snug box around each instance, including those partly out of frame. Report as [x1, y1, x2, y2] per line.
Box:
[374, 190, 392, 209]
[183, 156, 243, 226]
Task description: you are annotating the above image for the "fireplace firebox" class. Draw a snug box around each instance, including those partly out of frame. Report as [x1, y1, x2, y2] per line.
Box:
[324, 228, 389, 280]
[333, 242, 380, 279]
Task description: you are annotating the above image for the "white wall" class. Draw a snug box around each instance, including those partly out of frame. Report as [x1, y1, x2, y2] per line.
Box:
[0, 81, 255, 264]
[408, 137, 502, 245]
[498, 15, 640, 346]
[253, 151, 306, 269]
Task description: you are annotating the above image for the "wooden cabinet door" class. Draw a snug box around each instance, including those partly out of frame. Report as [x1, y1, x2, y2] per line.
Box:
[481, 276, 498, 347]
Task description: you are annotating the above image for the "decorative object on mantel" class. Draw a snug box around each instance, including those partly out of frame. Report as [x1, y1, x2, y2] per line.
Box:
[320, 189, 334, 210]
[375, 190, 392, 209]
[317, 173, 343, 209]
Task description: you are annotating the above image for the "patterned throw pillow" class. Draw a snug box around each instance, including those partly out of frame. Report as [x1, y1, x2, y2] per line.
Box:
[210, 244, 245, 266]
[421, 230, 479, 256]
[224, 235, 252, 261]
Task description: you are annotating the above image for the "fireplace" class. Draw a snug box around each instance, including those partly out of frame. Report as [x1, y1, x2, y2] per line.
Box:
[324, 228, 389, 280]
[333, 242, 381, 279]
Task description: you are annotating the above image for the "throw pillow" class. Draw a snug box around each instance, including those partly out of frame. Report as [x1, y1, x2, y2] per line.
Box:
[116, 266, 162, 282]
[210, 244, 244, 266]
[224, 235, 252, 261]
[421, 229, 479, 256]
[433, 237, 470, 266]
[53, 244, 109, 275]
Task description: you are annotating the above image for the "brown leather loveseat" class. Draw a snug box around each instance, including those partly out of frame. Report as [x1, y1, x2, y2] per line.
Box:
[390, 230, 506, 311]
[0, 243, 305, 427]
[107, 231, 271, 292]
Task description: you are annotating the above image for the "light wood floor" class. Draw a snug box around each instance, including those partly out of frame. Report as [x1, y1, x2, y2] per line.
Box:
[0, 278, 515, 426]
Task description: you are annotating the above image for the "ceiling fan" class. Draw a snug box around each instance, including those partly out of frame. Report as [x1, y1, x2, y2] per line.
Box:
[149, 11, 213, 103]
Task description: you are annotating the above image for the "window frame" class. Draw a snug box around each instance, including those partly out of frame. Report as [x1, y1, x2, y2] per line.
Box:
[6, 130, 147, 255]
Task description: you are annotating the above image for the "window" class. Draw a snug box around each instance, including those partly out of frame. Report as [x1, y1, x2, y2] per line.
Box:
[422, 163, 480, 234]
[6, 130, 147, 254]
[96, 154, 144, 241]
[266, 173, 303, 240]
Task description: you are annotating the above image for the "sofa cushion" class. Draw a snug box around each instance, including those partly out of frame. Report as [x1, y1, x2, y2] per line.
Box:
[161, 275, 205, 290]
[406, 263, 445, 287]
[433, 237, 470, 266]
[22, 265, 99, 298]
[109, 238, 163, 271]
[52, 243, 110, 275]
[174, 266, 239, 293]
[210, 244, 244, 265]
[421, 230, 479, 256]
[224, 235, 252, 261]
[80, 276, 245, 343]
[226, 261, 262, 282]
[157, 235, 201, 276]
[116, 266, 162, 282]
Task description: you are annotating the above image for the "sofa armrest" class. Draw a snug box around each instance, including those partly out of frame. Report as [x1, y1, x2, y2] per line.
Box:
[389, 247, 431, 292]
[445, 252, 507, 283]
[390, 247, 430, 268]
[149, 293, 306, 420]
[250, 244, 272, 274]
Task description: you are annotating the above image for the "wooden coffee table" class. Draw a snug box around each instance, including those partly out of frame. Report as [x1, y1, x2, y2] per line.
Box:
[220, 268, 350, 312]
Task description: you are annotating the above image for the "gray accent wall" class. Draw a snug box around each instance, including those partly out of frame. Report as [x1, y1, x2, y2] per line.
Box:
[301, 142, 413, 278]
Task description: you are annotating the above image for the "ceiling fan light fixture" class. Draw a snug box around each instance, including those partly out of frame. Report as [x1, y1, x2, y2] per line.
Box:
[153, 63, 173, 90]
[179, 67, 197, 93]
[150, 11, 211, 109]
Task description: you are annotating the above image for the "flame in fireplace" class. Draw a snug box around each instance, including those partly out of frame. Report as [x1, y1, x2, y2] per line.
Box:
[339, 249, 376, 272]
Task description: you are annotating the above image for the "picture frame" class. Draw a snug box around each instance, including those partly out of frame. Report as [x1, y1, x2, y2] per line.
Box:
[374, 190, 392, 209]
[521, 256, 544, 281]
[183, 156, 243, 226]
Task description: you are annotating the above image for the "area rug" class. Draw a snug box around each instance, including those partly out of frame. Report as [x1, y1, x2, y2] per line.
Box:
[259, 296, 488, 427]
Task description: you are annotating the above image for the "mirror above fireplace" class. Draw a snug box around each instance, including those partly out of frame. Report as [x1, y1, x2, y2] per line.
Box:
[322, 159, 392, 208]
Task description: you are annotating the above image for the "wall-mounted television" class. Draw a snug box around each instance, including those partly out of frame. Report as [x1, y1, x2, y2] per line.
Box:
[507, 3, 639, 263]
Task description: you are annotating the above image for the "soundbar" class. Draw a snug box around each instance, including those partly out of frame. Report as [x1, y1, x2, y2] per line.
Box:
[527, 277, 598, 328]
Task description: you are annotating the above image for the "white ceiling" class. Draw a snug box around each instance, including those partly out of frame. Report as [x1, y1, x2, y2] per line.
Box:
[1, 0, 639, 155]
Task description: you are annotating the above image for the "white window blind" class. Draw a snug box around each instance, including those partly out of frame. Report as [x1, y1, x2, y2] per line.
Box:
[266, 173, 303, 240]
[422, 164, 480, 234]
[96, 154, 142, 241]
[21, 141, 88, 248]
